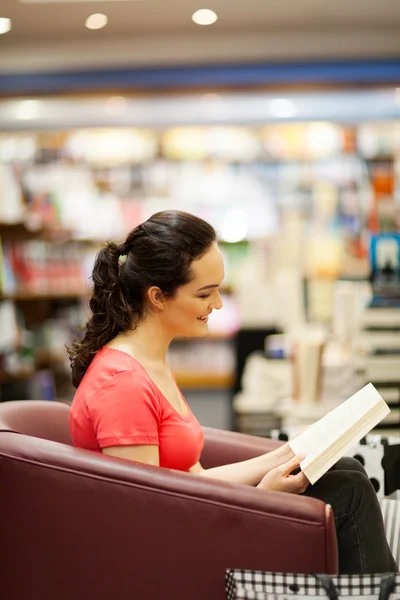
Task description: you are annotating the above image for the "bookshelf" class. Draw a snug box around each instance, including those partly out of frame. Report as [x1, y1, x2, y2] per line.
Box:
[173, 371, 235, 389]
[1, 116, 399, 430]
[0, 217, 237, 401]
[0, 290, 89, 302]
[0, 221, 74, 242]
[360, 305, 400, 430]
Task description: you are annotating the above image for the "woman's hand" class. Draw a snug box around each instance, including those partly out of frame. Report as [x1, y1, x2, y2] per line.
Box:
[257, 455, 309, 494]
[273, 442, 295, 465]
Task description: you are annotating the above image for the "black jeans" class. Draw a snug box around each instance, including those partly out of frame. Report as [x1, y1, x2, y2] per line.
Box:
[303, 457, 398, 574]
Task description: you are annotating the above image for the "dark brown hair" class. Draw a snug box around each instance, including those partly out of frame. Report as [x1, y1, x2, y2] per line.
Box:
[67, 210, 216, 387]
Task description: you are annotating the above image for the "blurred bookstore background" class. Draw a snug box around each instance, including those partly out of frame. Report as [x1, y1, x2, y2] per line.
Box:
[1, 0, 400, 436]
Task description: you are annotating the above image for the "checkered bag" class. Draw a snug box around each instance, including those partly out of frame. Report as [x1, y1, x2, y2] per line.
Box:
[379, 498, 400, 568]
[225, 571, 400, 600]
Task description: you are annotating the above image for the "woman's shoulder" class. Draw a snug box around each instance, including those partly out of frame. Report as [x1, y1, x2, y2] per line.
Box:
[76, 347, 156, 402]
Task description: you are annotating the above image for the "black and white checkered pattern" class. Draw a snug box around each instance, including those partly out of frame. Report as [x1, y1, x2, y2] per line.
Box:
[379, 498, 400, 568]
[225, 571, 400, 600]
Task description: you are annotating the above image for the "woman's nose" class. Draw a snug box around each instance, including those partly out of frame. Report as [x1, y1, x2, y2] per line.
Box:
[211, 292, 223, 311]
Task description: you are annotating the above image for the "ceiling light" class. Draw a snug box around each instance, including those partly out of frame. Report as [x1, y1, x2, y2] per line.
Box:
[192, 9, 218, 26]
[268, 98, 297, 119]
[0, 18, 11, 34]
[85, 13, 108, 30]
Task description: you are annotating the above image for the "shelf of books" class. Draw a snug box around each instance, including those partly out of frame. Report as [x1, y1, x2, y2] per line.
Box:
[0, 113, 399, 406]
[174, 371, 235, 390]
[1, 290, 90, 302]
[360, 296, 400, 431]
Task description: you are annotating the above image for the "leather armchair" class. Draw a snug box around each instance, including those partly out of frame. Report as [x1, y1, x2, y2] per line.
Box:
[0, 400, 338, 600]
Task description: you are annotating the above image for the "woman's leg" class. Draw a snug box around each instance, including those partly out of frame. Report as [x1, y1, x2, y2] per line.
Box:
[303, 458, 397, 574]
[329, 456, 367, 474]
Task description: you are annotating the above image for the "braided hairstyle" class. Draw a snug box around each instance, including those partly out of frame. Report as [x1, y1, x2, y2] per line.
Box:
[67, 210, 216, 387]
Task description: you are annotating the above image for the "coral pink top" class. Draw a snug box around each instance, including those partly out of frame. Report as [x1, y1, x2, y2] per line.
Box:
[69, 347, 204, 472]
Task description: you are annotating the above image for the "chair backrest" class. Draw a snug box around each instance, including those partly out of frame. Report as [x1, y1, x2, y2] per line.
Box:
[0, 400, 72, 445]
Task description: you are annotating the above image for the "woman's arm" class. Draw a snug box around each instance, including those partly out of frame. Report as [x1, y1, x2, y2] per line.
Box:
[190, 442, 294, 486]
[102, 442, 305, 492]
[102, 444, 160, 466]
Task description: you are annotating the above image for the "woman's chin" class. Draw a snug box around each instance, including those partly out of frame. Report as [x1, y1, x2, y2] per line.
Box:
[194, 320, 209, 336]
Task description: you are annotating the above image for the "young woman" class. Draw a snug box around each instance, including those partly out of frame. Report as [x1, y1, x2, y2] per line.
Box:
[68, 210, 396, 574]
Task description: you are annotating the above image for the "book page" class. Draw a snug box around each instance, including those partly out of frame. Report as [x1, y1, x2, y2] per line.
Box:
[304, 402, 389, 483]
[289, 383, 388, 465]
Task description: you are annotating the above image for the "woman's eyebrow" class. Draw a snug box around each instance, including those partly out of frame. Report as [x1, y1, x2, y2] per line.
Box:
[196, 284, 219, 292]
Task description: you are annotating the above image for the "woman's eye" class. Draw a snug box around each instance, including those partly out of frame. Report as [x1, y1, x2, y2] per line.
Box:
[199, 294, 211, 299]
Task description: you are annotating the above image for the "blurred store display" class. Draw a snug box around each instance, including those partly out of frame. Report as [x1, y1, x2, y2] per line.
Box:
[0, 96, 399, 426]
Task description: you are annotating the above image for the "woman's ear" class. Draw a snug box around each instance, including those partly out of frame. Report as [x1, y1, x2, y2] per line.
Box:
[147, 286, 165, 311]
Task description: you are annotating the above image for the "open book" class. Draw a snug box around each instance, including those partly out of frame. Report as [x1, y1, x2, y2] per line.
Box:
[288, 383, 390, 485]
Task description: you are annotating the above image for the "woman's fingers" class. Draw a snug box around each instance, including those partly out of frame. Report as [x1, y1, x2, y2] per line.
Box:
[280, 455, 304, 477]
[257, 455, 310, 493]
[289, 470, 310, 494]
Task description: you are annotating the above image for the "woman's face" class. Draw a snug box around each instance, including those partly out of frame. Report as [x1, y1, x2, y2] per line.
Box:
[162, 242, 225, 337]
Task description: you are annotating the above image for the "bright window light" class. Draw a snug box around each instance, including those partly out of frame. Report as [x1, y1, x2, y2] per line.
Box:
[85, 13, 108, 30]
[192, 9, 218, 26]
[268, 98, 297, 119]
[0, 18, 11, 34]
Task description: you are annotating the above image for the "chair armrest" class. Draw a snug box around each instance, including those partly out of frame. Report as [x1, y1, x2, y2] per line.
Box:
[0, 432, 338, 600]
[201, 426, 285, 469]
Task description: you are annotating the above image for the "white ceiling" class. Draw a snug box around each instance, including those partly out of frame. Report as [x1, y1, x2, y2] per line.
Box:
[0, 0, 400, 72]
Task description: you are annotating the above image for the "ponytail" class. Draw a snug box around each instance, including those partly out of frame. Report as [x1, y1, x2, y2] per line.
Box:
[67, 242, 133, 388]
[68, 211, 217, 388]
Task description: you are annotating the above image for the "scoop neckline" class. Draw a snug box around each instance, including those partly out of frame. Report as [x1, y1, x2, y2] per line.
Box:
[101, 346, 192, 421]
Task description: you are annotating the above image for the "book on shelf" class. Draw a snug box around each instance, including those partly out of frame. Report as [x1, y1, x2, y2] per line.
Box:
[363, 355, 400, 383]
[362, 330, 400, 353]
[375, 386, 400, 403]
[289, 383, 390, 485]
[362, 306, 400, 329]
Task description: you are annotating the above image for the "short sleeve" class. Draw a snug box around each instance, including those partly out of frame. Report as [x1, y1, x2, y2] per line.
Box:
[87, 370, 161, 448]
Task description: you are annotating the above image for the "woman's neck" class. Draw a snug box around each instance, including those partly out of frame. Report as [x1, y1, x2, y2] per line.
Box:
[108, 315, 172, 365]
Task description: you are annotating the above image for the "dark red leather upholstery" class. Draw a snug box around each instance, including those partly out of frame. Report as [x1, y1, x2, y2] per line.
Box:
[0, 400, 338, 600]
[0, 399, 72, 445]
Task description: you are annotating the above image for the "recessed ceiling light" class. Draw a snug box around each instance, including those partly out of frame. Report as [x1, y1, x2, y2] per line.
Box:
[85, 13, 108, 30]
[268, 98, 297, 118]
[0, 17, 11, 34]
[192, 9, 218, 26]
